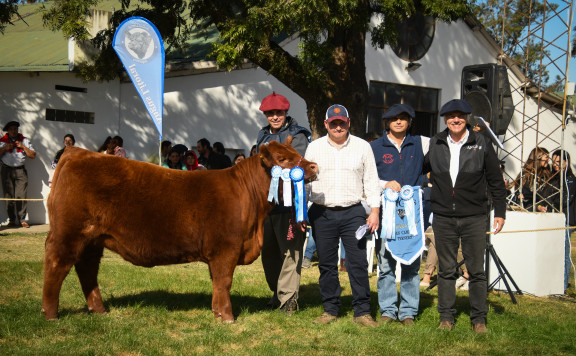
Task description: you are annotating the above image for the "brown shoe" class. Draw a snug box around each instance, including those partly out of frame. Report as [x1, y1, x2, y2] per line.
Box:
[437, 321, 454, 331]
[313, 312, 337, 324]
[21, 222, 29, 228]
[353, 314, 377, 327]
[379, 315, 394, 324]
[401, 318, 415, 326]
[473, 323, 488, 334]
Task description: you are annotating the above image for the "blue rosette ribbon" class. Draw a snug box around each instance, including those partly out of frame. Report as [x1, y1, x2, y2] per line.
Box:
[400, 185, 418, 236]
[381, 188, 399, 240]
[281, 168, 292, 207]
[268, 165, 282, 204]
[290, 166, 307, 222]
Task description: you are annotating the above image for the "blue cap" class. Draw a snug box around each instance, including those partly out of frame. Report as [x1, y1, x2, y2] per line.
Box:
[439, 99, 472, 116]
[325, 104, 350, 123]
[382, 104, 415, 120]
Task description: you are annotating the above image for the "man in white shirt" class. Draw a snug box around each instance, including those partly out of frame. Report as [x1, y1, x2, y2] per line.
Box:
[0, 121, 36, 228]
[424, 99, 506, 334]
[305, 104, 380, 327]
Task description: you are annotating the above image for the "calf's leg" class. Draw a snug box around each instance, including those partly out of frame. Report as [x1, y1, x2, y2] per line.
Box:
[75, 244, 106, 314]
[42, 233, 75, 320]
[208, 261, 236, 323]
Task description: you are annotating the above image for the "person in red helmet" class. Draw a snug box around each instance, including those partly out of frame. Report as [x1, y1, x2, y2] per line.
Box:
[256, 91, 311, 314]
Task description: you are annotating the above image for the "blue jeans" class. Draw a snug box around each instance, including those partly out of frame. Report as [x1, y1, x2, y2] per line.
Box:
[565, 230, 572, 291]
[305, 232, 316, 259]
[376, 240, 420, 320]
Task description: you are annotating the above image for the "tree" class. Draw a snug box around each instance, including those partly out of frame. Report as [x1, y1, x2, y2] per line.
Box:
[41, 0, 471, 137]
[0, 0, 23, 34]
[472, 0, 556, 87]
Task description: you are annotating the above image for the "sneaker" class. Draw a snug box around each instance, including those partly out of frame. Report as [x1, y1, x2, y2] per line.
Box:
[473, 323, 488, 334]
[420, 281, 430, 287]
[279, 298, 298, 314]
[401, 318, 415, 326]
[302, 256, 312, 269]
[353, 314, 377, 327]
[313, 312, 337, 324]
[459, 281, 469, 290]
[437, 321, 454, 331]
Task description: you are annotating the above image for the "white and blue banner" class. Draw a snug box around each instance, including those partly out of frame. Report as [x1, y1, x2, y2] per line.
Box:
[113, 17, 165, 139]
[381, 186, 425, 265]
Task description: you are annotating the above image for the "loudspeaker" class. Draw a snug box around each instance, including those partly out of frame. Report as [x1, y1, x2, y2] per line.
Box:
[461, 64, 514, 135]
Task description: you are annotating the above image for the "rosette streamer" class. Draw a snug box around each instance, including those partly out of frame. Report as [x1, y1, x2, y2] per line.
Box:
[267, 165, 282, 204]
[290, 167, 307, 222]
[400, 185, 418, 236]
[380, 188, 399, 240]
[281, 168, 292, 207]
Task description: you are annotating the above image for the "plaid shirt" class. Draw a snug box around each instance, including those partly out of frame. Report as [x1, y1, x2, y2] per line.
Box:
[305, 134, 380, 209]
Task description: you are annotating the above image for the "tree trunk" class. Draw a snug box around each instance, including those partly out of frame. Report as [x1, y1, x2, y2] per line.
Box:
[303, 29, 369, 140]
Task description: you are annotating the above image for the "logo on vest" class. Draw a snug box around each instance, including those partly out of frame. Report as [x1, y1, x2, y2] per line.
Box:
[383, 153, 394, 164]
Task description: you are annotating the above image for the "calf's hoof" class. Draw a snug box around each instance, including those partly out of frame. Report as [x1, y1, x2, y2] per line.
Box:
[42, 308, 58, 320]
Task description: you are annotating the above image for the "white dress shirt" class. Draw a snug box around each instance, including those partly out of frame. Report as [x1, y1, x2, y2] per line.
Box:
[305, 134, 380, 209]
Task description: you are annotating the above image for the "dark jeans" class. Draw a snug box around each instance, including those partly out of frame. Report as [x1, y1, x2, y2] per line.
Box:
[1, 164, 28, 224]
[433, 214, 488, 324]
[309, 203, 371, 317]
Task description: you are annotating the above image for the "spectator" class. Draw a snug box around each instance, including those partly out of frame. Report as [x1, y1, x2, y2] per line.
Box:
[183, 150, 206, 171]
[196, 138, 231, 170]
[0, 121, 36, 228]
[510, 147, 552, 211]
[256, 91, 311, 314]
[305, 104, 380, 327]
[97, 136, 111, 153]
[233, 152, 246, 165]
[551, 149, 576, 292]
[106, 136, 127, 158]
[52, 134, 75, 168]
[250, 145, 257, 157]
[213, 142, 233, 167]
[148, 140, 172, 165]
[163, 148, 188, 170]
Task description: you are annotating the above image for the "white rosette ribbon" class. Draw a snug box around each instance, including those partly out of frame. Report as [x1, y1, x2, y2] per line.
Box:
[268, 165, 282, 204]
[289, 166, 307, 222]
[381, 188, 399, 240]
[400, 185, 418, 236]
[281, 168, 292, 207]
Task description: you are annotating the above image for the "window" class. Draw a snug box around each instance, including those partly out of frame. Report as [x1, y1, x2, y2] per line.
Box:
[45, 108, 95, 124]
[368, 81, 439, 137]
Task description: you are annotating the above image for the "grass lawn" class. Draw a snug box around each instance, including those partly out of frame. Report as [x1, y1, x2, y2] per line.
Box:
[1, 231, 575, 355]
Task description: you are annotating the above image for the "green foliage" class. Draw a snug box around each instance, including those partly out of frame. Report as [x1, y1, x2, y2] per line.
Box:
[0, 0, 21, 35]
[472, 0, 557, 85]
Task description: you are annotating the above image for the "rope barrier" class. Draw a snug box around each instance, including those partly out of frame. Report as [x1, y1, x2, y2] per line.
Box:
[422, 225, 576, 236]
[0, 198, 47, 201]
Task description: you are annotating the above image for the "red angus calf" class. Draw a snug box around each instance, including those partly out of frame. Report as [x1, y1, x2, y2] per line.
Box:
[42, 137, 317, 322]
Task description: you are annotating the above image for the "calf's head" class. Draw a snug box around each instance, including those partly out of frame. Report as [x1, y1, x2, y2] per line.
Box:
[258, 137, 317, 182]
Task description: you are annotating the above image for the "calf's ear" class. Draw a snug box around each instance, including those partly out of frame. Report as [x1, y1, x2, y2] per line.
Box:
[259, 143, 271, 166]
[285, 136, 293, 146]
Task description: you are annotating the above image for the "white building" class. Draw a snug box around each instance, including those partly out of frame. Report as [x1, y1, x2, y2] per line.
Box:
[0, 2, 572, 225]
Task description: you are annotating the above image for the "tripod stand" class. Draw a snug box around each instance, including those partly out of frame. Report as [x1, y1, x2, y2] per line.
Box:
[425, 232, 522, 304]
